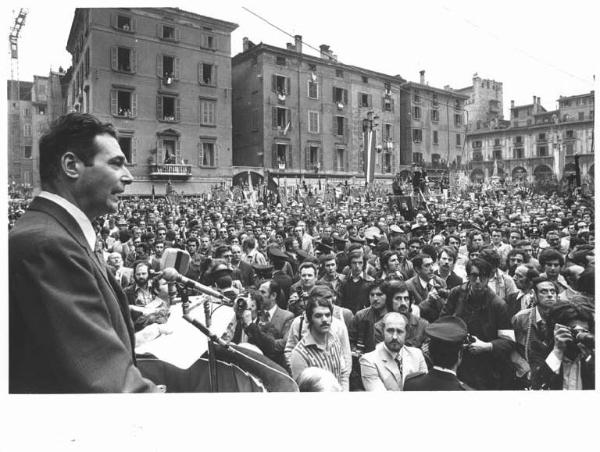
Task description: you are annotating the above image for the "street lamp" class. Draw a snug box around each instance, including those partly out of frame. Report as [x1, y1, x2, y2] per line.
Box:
[278, 161, 286, 202]
[364, 111, 379, 186]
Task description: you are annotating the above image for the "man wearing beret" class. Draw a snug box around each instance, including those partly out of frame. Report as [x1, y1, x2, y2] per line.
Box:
[404, 316, 472, 391]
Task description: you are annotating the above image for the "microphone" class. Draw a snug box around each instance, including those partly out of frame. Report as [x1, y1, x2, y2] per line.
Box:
[161, 267, 227, 300]
[182, 314, 229, 348]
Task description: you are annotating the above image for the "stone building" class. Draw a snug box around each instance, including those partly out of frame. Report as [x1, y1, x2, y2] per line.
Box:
[64, 7, 237, 194]
[231, 37, 407, 186]
[465, 91, 594, 186]
[398, 71, 469, 182]
[455, 74, 504, 131]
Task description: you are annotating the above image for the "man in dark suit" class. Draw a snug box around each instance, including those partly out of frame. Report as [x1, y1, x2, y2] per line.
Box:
[404, 316, 472, 391]
[231, 243, 256, 289]
[9, 113, 159, 393]
[405, 254, 446, 323]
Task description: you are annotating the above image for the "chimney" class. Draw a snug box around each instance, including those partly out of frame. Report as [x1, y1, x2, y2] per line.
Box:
[419, 70, 425, 84]
[243, 37, 250, 52]
[532, 95, 536, 106]
[286, 43, 295, 50]
[294, 35, 303, 54]
[511, 100, 515, 108]
[537, 96, 541, 106]
[320, 44, 331, 60]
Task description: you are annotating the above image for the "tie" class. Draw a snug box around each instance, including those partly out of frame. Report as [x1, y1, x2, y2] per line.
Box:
[395, 357, 403, 387]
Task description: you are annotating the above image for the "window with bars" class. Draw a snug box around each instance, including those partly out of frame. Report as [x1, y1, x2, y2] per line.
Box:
[413, 106, 421, 120]
[431, 109, 439, 122]
[413, 152, 423, 163]
[513, 148, 524, 159]
[308, 81, 318, 99]
[335, 116, 346, 136]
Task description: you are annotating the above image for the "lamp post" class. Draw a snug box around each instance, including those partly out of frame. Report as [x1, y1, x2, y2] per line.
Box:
[364, 110, 379, 187]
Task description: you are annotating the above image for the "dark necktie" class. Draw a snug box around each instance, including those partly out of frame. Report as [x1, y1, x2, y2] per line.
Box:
[395, 356, 403, 388]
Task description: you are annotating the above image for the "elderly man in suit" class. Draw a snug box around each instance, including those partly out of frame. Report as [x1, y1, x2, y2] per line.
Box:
[359, 312, 427, 391]
[9, 113, 159, 393]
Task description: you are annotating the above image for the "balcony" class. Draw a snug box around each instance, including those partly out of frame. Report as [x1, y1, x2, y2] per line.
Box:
[149, 163, 192, 179]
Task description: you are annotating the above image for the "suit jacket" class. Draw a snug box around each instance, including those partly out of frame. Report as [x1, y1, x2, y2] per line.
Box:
[404, 368, 471, 391]
[359, 342, 427, 391]
[272, 270, 293, 307]
[9, 197, 157, 393]
[244, 306, 294, 368]
[232, 260, 256, 289]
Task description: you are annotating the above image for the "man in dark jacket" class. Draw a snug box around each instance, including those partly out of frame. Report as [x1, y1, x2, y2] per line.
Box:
[441, 258, 514, 390]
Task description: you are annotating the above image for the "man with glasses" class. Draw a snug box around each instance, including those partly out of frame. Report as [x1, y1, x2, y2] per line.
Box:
[441, 258, 513, 390]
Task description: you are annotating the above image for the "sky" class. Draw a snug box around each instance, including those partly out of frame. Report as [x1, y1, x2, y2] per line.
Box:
[5, 0, 598, 118]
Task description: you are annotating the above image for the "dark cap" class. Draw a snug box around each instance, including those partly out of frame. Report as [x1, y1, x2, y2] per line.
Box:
[267, 246, 288, 261]
[425, 316, 468, 343]
[315, 240, 334, 254]
[211, 264, 233, 280]
[252, 263, 273, 278]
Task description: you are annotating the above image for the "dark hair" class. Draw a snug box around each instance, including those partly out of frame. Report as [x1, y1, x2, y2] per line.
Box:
[548, 303, 594, 333]
[439, 246, 457, 263]
[507, 248, 526, 262]
[410, 253, 431, 270]
[118, 229, 131, 243]
[383, 280, 412, 312]
[298, 261, 317, 275]
[305, 289, 334, 324]
[538, 248, 565, 267]
[575, 268, 594, 295]
[380, 251, 399, 270]
[479, 247, 501, 270]
[428, 338, 462, 369]
[214, 244, 231, 258]
[445, 234, 460, 246]
[39, 113, 118, 185]
[531, 276, 557, 295]
[420, 244, 438, 261]
[466, 258, 493, 279]
[186, 237, 199, 247]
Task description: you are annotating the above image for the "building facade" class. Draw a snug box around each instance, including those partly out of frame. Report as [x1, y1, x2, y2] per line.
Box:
[231, 37, 407, 186]
[399, 71, 468, 181]
[65, 7, 237, 194]
[465, 91, 594, 186]
[455, 74, 504, 131]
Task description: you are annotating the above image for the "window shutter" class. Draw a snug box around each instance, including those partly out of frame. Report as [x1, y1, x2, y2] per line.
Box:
[343, 89, 348, 105]
[358, 92, 361, 105]
[287, 143, 292, 168]
[272, 143, 277, 168]
[332, 87, 336, 102]
[131, 48, 137, 73]
[131, 18, 137, 32]
[131, 93, 138, 117]
[157, 54, 163, 77]
[175, 98, 181, 121]
[214, 142, 219, 167]
[332, 115, 336, 134]
[157, 138, 164, 163]
[287, 109, 292, 130]
[198, 142, 204, 166]
[175, 28, 181, 41]
[390, 98, 395, 112]
[304, 145, 309, 170]
[111, 14, 117, 28]
[174, 57, 181, 79]
[110, 47, 117, 70]
[131, 137, 137, 164]
[272, 107, 277, 128]
[213, 65, 218, 87]
[271, 75, 277, 92]
[157, 24, 161, 38]
[197, 63, 201, 83]
[110, 90, 117, 115]
[382, 97, 385, 110]
[157, 96, 163, 120]
[368, 94, 372, 107]
[175, 138, 181, 163]
[286, 77, 291, 95]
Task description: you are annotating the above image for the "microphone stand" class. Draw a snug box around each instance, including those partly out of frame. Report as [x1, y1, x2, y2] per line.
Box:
[204, 296, 219, 392]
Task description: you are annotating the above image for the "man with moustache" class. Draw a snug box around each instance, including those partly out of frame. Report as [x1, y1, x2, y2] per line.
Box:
[359, 312, 428, 391]
[125, 262, 170, 332]
[434, 246, 463, 290]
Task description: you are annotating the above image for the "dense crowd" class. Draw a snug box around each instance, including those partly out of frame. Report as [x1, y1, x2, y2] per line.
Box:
[9, 177, 595, 391]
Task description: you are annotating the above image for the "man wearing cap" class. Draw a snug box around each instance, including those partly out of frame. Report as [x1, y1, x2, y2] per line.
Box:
[404, 316, 472, 391]
[268, 247, 293, 305]
[359, 312, 427, 391]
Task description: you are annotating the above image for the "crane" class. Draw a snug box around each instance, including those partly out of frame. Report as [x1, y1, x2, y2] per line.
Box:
[9, 8, 28, 99]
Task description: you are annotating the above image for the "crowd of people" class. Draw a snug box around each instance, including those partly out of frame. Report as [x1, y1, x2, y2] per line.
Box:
[10, 163, 595, 392]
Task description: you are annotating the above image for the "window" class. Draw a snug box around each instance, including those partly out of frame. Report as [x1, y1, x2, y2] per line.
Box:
[538, 146, 548, 157]
[24, 145, 32, 159]
[335, 116, 345, 136]
[431, 153, 441, 166]
[383, 153, 392, 173]
[412, 129, 422, 143]
[383, 97, 394, 112]
[384, 124, 392, 141]
[335, 147, 345, 171]
[116, 15, 133, 31]
[307, 145, 319, 169]
[272, 107, 291, 129]
[566, 143, 574, 155]
[157, 94, 180, 122]
[23, 123, 32, 137]
[433, 130, 439, 145]
[308, 63, 317, 71]
[272, 75, 290, 95]
[494, 138, 501, 146]
[492, 150, 502, 160]
[199, 141, 216, 167]
[455, 99, 461, 109]
[362, 76, 368, 83]
[200, 99, 216, 126]
[161, 25, 178, 41]
[199, 63, 217, 86]
[308, 111, 319, 133]
[513, 148, 524, 159]
[359, 93, 371, 107]
[413, 152, 423, 163]
[454, 114, 462, 127]
[413, 91, 421, 104]
[515, 136, 523, 144]
[333, 87, 348, 105]
[431, 109, 439, 122]
[472, 140, 482, 149]
[158, 134, 181, 164]
[308, 81, 318, 99]
[336, 69, 344, 78]
[160, 55, 180, 83]
[566, 130, 574, 139]
[38, 105, 46, 115]
[578, 112, 585, 120]
[473, 150, 483, 161]
[111, 46, 136, 73]
[456, 134, 461, 146]
[538, 133, 546, 142]
[413, 106, 421, 120]
[274, 142, 289, 168]
[111, 88, 137, 118]
[513, 109, 519, 119]
[432, 93, 438, 107]
[202, 33, 215, 50]
[276, 56, 286, 66]
[118, 135, 136, 164]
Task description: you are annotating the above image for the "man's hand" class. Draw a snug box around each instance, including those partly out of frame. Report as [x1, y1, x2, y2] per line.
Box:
[552, 323, 572, 358]
[467, 335, 492, 354]
[241, 310, 254, 327]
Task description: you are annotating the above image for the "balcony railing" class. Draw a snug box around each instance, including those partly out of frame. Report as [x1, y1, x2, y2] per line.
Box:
[149, 163, 192, 179]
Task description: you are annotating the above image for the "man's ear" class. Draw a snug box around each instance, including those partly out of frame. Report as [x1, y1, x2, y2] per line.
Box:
[60, 152, 82, 180]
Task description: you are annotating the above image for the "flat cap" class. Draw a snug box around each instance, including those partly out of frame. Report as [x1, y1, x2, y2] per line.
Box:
[425, 316, 468, 343]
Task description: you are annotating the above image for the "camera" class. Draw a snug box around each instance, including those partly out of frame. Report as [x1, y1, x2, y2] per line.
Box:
[234, 296, 248, 313]
[464, 334, 476, 345]
[570, 328, 594, 349]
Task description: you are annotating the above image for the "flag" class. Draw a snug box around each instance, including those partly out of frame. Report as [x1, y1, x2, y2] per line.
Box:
[283, 121, 291, 135]
[364, 129, 376, 184]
